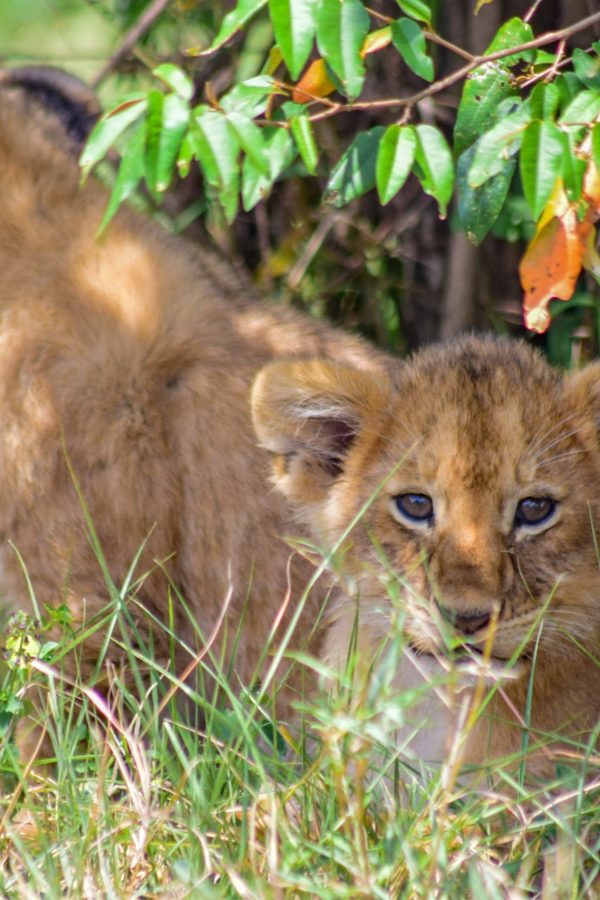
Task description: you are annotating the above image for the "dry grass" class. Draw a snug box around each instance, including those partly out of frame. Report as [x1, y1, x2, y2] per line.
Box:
[0, 578, 599, 899]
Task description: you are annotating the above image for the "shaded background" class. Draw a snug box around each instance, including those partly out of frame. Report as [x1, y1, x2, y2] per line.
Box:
[1, 0, 599, 361]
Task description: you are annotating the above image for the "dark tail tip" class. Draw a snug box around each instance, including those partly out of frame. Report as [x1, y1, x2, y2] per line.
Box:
[0, 66, 101, 149]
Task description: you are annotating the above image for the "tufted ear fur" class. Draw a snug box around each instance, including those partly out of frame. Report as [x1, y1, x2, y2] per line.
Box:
[0, 66, 100, 151]
[251, 359, 390, 504]
[564, 361, 600, 442]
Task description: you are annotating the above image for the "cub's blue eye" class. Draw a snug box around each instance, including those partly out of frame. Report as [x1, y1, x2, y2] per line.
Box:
[394, 493, 434, 523]
[515, 497, 556, 527]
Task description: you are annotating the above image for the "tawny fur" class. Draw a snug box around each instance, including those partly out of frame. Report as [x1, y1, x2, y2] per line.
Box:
[0, 84, 388, 729]
[253, 338, 600, 772]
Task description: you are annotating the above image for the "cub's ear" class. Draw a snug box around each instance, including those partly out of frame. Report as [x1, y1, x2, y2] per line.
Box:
[251, 360, 390, 504]
[0, 66, 100, 151]
[564, 361, 600, 436]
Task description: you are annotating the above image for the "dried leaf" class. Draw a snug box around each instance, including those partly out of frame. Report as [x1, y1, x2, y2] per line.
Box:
[583, 159, 600, 209]
[520, 182, 592, 333]
[292, 58, 336, 102]
[583, 226, 600, 282]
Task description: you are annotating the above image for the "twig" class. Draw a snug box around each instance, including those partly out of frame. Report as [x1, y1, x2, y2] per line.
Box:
[364, 6, 390, 25]
[306, 10, 600, 123]
[520, 40, 568, 90]
[524, 0, 546, 24]
[288, 211, 341, 289]
[424, 30, 475, 62]
[364, 7, 475, 61]
[91, 0, 171, 88]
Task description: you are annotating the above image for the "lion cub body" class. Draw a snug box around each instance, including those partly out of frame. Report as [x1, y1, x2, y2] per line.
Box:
[0, 84, 385, 706]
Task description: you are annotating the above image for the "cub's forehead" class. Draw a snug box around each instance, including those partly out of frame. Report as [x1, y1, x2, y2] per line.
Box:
[381, 337, 566, 482]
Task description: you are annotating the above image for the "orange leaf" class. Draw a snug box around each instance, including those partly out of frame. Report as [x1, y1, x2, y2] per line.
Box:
[583, 224, 600, 280]
[520, 202, 592, 333]
[292, 59, 336, 104]
[583, 160, 600, 212]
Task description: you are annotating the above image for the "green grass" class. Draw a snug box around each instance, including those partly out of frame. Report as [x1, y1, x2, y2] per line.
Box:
[0, 566, 599, 899]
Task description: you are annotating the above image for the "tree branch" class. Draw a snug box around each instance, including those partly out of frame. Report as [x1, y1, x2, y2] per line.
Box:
[91, 0, 171, 88]
[307, 10, 600, 123]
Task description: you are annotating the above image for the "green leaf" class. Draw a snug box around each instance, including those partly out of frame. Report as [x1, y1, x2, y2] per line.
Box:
[468, 101, 531, 187]
[391, 18, 434, 83]
[236, 15, 274, 82]
[414, 124, 454, 217]
[454, 17, 533, 156]
[144, 89, 164, 192]
[529, 82, 560, 120]
[153, 63, 194, 100]
[556, 72, 586, 108]
[99, 122, 146, 234]
[455, 65, 516, 158]
[205, 0, 269, 54]
[558, 89, 600, 126]
[325, 126, 385, 207]
[280, 100, 310, 118]
[376, 125, 416, 204]
[242, 157, 271, 212]
[145, 91, 190, 193]
[191, 109, 241, 222]
[225, 111, 270, 173]
[316, 0, 370, 100]
[80, 97, 147, 178]
[485, 17, 535, 65]
[519, 120, 564, 219]
[593, 123, 600, 171]
[457, 144, 515, 244]
[265, 127, 295, 178]
[242, 127, 294, 210]
[560, 131, 586, 200]
[289, 114, 318, 173]
[221, 75, 277, 116]
[573, 47, 600, 90]
[269, 0, 318, 80]
[533, 49, 556, 66]
[177, 133, 194, 178]
[395, 0, 432, 26]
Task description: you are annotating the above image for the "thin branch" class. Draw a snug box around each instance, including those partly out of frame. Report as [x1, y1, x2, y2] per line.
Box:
[287, 211, 341, 289]
[91, 0, 171, 88]
[364, 7, 475, 61]
[520, 40, 568, 89]
[307, 10, 600, 123]
[364, 6, 390, 25]
[424, 30, 475, 62]
[524, 0, 546, 24]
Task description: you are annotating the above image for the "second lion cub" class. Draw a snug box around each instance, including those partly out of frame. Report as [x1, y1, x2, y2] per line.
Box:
[252, 336, 600, 771]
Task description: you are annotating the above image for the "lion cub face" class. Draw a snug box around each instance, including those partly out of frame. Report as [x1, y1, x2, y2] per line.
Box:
[252, 336, 600, 668]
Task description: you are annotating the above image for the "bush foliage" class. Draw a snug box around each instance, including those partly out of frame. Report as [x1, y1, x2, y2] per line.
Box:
[77, 0, 600, 353]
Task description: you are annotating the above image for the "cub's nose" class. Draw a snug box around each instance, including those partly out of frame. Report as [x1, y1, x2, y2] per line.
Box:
[437, 604, 491, 636]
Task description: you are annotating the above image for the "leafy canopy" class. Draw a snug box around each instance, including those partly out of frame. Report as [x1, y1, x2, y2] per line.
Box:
[83, 1, 600, 334]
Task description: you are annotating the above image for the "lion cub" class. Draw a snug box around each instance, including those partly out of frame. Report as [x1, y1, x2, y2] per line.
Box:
[252, 337, 600, 772]
[0, 69, 388, 744]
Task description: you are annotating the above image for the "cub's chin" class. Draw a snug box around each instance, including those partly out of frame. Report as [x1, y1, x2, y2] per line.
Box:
[405, 636, 529, 682]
